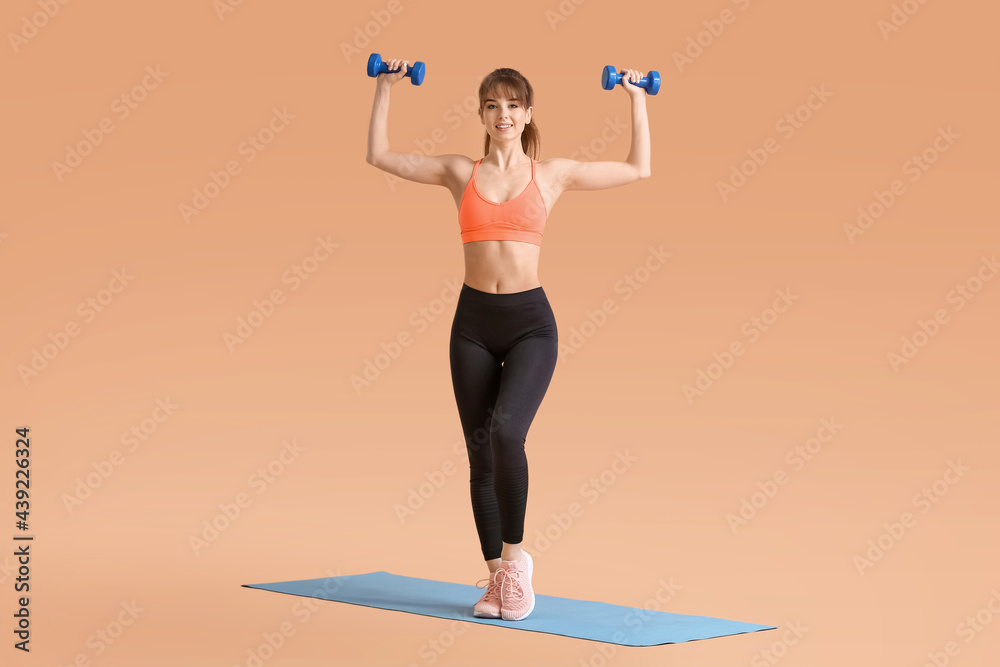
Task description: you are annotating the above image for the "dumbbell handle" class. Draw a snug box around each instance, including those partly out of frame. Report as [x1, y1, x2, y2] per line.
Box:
[385, 62, 413, 75]
[614, 71, 651, 87]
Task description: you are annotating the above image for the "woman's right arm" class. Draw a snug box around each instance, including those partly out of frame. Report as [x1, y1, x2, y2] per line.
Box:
[365, 60, 457, 187]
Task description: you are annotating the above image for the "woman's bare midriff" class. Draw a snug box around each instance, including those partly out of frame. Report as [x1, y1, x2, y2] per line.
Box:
[462, 241, 541, 294]
[451, 157, 555, 295]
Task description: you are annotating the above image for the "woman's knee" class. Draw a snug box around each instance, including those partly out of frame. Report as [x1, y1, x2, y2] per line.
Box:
[490, 424, 528, 466]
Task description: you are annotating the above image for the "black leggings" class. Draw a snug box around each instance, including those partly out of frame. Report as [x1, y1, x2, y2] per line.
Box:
[449, 283, 558, 561]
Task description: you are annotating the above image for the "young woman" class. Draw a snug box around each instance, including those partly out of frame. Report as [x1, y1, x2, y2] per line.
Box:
[366, 59, 651, 621]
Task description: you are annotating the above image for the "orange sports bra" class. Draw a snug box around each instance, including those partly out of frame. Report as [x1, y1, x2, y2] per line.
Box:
[458, 157, 547, 245]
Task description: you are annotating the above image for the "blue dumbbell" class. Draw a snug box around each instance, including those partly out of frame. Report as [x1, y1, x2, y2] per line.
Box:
[601, 65, 660, 95]
[367, 53, 426, 86]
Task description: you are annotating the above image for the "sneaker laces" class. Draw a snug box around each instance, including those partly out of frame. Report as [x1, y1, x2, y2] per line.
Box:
[476, 574, 501, 599]
[496, 567, 524, 604]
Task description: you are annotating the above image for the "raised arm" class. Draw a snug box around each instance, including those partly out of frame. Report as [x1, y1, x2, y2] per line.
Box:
[365, 58, 459, 187]
[549, 70, 651, 192]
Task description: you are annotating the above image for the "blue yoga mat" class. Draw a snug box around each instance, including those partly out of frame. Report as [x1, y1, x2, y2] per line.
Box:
[244, 571, 776, 646]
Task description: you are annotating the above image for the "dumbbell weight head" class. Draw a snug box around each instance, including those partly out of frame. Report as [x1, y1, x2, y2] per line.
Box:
[367, 52, 383, 78]
[409, 61, 426, 86]
[646, 71, 660, 95]
[601, 65, 619, 91]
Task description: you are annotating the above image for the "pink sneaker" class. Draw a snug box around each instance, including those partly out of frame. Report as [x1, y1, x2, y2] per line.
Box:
[497, 550, 534, 621]
[473, 569, 502, 618]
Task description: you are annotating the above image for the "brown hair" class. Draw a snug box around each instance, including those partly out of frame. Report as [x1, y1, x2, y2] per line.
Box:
[479, 68, 540, 160]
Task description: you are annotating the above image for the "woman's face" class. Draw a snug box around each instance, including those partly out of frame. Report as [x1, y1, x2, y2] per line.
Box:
[480, 90, 531, 140]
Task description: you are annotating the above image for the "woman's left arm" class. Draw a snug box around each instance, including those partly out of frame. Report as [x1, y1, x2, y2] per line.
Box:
[624, 70, 651, 178]
[548, 70, 652, 192]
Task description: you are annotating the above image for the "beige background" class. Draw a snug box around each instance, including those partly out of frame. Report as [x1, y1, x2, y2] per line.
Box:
[2, 0, 998, 665]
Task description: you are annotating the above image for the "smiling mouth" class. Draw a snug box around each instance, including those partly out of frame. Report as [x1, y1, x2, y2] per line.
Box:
[496, 124, 512, 131]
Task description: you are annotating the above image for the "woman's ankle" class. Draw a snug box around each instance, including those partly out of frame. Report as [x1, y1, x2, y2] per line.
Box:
[500, 550, 522, 563]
